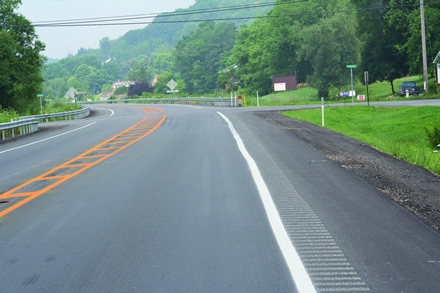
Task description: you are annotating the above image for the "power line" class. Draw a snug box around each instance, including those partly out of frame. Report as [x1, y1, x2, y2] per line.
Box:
[29, 1, 305, 26]
[5, 1, 440, 28]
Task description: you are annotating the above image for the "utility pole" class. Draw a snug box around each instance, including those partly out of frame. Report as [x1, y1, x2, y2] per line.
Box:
[421, 0, 428, 93]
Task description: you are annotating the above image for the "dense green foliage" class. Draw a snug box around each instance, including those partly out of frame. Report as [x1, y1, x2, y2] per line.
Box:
[0, 0, 45, 113]
[282, 106, 440, 175]
[233, 0, 359, 96]
[74, 0, 272, 61]
[174, 21, 236, 94]
[351, 0, 440, 92]
[42, 0, 268, 100]
[228, 0, 440, 97]
[40, 0, 440, 104]
[424, 123, 440, 150]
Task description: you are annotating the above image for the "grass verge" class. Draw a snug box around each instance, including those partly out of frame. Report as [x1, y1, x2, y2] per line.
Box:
[281, 105, 440, 175]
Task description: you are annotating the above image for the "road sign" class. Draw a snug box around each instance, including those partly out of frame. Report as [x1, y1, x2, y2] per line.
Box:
[340, 91, 356, 97]
[357, 95, 366, 101]
[37, 94, 44, 97]
[167, 79, 178, 91]
[346, 65, 357, 68]
[166, 79, 179, 93]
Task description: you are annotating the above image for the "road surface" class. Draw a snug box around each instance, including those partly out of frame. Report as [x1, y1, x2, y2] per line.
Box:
[1, 102, 439, 292]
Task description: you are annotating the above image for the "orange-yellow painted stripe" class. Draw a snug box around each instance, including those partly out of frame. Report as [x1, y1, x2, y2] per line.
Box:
[0, 106, 166, 218]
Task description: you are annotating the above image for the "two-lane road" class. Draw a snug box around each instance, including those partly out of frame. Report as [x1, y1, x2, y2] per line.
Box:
[0, 103, 439, 292]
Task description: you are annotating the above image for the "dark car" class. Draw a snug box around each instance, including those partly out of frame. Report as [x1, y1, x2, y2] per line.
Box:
[398, 81, 420, 96]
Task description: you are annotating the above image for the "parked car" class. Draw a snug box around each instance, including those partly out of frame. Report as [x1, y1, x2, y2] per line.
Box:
[398, 81, 420, 96]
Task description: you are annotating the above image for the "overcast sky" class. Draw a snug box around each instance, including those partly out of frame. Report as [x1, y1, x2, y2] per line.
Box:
[18, 0, 196, 60]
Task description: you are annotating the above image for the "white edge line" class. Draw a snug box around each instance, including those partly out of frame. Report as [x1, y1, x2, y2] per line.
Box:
[217, 111, 316, 293]
[0, 122, 97, 154]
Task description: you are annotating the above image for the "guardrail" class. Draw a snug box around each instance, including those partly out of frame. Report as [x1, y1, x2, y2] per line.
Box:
[80, 97, 237, 107]
[0, 118, 39, 141]
[19, 106, 90, 122]
[0, 106, 90, 141]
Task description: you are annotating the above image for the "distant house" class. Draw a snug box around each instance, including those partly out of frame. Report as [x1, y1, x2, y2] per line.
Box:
[112, 79, 134, 90]
[115, 94, 128, 100]
[434, 51, 440, 83]
[218, 64, 238, 74]
[101, 57, 112, 65]
[152, 74, 163, 86]
[100, 91, 114, 101]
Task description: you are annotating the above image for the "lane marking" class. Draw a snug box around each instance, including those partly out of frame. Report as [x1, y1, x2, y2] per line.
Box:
[217, 111, 316, 293]
[108, 109, 114, 116]
[0, 122, 96, 154]
[0, 106, 166, 218]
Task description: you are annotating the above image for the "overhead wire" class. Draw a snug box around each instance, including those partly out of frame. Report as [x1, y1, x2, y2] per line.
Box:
[28, 0, 306, 26]
[5, 1, 440, 28]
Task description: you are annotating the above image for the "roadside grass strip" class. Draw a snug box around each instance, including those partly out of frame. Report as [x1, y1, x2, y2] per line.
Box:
[0, 106, 166, 218]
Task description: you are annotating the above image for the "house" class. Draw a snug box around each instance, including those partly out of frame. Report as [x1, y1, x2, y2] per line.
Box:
[100, 91, 114, 101]
[218, 64, 238, 74]
[112, 79, 134, 90]
[115, 94, 128, 100]
[434, 51, 440, 83]
[152, 74, 163, 86]
[101, 57, 112, 65]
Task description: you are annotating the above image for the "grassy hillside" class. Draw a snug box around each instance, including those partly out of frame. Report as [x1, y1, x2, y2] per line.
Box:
[76, 0, 274, 61]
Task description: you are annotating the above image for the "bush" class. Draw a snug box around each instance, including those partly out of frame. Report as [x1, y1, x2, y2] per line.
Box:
[424, 123, 440, 150]
[128, 82, 155, 96]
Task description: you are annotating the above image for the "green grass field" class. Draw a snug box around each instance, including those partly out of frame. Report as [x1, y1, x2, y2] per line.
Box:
[281, 106, 440, 175]
[242, 76, 439, 107]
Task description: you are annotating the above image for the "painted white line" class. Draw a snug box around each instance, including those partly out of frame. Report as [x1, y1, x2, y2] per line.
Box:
[185, 105, 203, 109]
[217, 111, 316, 293]
[0, 122, 96, 154]
[108, 109, 114, 116]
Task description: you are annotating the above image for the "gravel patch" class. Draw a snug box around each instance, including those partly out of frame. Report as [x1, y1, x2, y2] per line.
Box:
[253, 110, 440, 232]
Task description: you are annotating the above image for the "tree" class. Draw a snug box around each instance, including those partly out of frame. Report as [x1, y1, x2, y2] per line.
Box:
[298, 11, 359, 98]
[99, 36, 112, 57]
[351, 0, 409, 93]
[0, 0, 46, 112]
[217, 65, 240, 93]
[153, 72, 186, 94]
[386, 0, 440, 76]
[128, 81, 154, 96]
[127, 60, 151, 83]
[174, 21, 236, 94]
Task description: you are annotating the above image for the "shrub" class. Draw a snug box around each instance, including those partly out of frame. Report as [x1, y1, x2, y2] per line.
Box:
[128, 82, 155, 96]
[424, 123, 440, 150]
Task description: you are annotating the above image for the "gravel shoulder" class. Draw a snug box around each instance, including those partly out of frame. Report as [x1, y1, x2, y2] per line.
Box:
[252, 110, 440, 232]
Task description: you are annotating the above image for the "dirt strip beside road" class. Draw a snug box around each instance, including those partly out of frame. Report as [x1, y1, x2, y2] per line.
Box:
[253, 110, 440, 232]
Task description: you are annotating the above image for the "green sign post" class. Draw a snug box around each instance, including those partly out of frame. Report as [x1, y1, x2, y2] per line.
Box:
[37, 94, 44, 115]
[346, 65, 356, 104]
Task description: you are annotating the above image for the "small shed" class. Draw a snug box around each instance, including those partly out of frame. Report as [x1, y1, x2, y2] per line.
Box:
[272, 73, 298, 92]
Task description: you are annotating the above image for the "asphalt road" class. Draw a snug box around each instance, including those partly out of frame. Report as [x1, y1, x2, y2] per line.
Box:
[0, 102, 440, 292]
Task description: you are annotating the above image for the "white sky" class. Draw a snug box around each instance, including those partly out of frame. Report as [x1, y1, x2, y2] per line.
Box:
[18, 0, 196, 59]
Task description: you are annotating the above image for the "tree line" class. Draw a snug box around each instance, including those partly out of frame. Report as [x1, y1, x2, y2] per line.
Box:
[2, 0, 439, 113]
